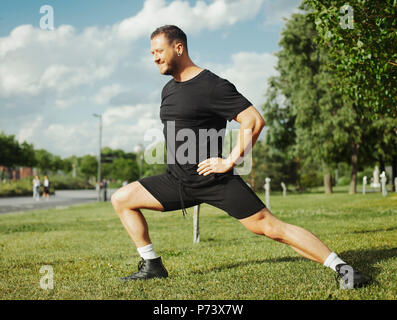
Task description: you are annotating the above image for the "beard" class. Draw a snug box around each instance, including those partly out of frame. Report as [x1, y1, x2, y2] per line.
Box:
[162, 55, 179, 76]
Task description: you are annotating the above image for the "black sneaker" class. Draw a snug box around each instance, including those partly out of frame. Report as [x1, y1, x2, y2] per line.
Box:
[120, 257, 168, 281]
[335, 263, 370, 289]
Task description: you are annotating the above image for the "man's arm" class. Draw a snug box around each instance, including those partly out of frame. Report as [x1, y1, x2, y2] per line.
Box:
[226, 105, 265, 168]
[197, 106, 265, 176]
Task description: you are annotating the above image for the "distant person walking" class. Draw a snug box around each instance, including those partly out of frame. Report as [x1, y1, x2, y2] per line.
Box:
[32, 176, 40, 201]
[43, 176, 50, 201]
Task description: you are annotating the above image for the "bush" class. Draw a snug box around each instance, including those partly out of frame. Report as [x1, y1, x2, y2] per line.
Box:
[300, 171, 323, 189]
[336, 175, 350, 186]
[0, 175, 94, 197]
[49, 175, 94, 190]
[0, 179, 32, 197]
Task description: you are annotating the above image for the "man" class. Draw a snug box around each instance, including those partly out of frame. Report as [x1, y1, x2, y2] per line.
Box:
[111, 25, 369, 289]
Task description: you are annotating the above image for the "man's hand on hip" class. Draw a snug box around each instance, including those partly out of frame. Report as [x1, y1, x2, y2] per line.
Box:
[197, 157, 234, 176]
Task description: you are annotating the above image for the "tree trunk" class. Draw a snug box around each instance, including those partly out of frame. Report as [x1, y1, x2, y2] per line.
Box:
[392, 155, 397, 192]
[322, 161, 333, 194]
[349, 143, 360, 194]
[296, 158, 303, 192]
[379, 158, 385, 174]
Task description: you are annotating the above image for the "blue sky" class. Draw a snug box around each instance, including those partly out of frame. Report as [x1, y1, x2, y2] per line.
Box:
[0, 0, 301, 158]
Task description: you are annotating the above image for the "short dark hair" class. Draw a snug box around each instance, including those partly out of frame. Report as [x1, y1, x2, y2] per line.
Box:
[151, 25, 188, 52]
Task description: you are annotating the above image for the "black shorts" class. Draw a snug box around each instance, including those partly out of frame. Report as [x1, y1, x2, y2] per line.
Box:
[138, 171, 266, 220]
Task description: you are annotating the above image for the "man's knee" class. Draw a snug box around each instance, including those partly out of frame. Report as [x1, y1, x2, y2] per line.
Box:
[261, 218, 284, 241]
[111, 181, 139, 211]
[241, 208, 285, 241]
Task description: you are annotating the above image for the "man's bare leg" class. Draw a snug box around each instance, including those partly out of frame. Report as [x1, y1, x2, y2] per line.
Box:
[239, 208, 331, 263]
[239, 208, 371, 288]
[111, 181, 169, 280]
[111, 181, 164, 248]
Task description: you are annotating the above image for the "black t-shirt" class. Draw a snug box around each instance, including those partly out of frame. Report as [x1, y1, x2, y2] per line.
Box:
[160, 69, 252, 187]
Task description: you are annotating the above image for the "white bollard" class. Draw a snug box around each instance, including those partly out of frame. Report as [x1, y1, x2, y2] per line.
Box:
[281, 182, 287, 197]
[380, 171, 387, 197]
[193, 205, 200, 243]
[264, 177, 271, 209]
[362, 176, 367, 195]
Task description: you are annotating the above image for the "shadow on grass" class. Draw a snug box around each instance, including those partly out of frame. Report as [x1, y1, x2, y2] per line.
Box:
[191, 256, 304, 275]
[192, 247, 397, 280]
[350, 226, 397, 234]
[340, 247, 397, 283]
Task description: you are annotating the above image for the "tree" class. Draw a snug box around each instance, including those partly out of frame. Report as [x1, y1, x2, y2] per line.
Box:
[60, 157, 74, 174]
[50, 155, 63, 173]
[34, 149, 53, 174]
[111, 158, 139, 182]
[262, 78, 301, 191]
[0, 132, 36, 169]
[19, 142, 36, 168]
[361, 115, 397, 191]
[265, 12, 357, 193]
[80, 155, 98, 179]
[303, 0, 397, 117]
[0, 132, 20, 167]
[302, 0, 397, 192]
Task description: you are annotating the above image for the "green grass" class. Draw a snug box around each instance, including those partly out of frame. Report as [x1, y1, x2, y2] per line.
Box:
[0, 192, 396, 300]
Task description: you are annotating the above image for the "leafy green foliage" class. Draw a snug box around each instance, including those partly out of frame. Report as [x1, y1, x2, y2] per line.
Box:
[79, 155, 98, 179]
[0, 132, 35, 168]
[302, 0, 397, 117]
[263, 12, 359, 192]
[262, 6, 396, 194]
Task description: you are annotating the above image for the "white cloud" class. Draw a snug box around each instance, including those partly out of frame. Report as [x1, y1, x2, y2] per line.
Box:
[0, 24, 129, 100]
[210, 51, 278, 108]
[0, 0, 267, 104]
[0, 0, 291, 157]
[263, 0, 302, 26]
[43, 122, 97, 156]
[17, 116, 44, 144]
[102, 103, 158, 126]
[115, 0, 265, 40]
[94, 84, 129, 105]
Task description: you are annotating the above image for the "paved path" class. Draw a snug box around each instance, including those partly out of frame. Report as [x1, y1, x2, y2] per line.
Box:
[0, 189, 117, 214]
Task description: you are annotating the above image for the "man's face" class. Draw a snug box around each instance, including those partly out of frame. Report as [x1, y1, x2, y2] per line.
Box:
[151, 34, 179, 75]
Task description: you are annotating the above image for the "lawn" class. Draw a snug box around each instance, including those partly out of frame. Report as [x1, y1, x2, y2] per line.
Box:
[0, 191, 396, 300]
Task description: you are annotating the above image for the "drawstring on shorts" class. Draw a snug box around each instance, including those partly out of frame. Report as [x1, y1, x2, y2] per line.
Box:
[177, 182, 188, 218]
[167, 169, 188, 218]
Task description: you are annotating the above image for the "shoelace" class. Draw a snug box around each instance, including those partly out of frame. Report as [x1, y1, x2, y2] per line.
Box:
[137, 258, 146, 271]
[334, 273, 345, 288]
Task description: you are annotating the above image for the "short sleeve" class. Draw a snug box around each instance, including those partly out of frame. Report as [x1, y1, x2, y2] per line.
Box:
[209, 78, 252, 121]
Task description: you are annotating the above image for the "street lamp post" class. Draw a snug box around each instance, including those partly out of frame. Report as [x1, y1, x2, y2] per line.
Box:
[93, 113, 102, 202]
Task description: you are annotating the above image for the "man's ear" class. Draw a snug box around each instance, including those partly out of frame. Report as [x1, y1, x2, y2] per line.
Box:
[175, 42, 184, 56]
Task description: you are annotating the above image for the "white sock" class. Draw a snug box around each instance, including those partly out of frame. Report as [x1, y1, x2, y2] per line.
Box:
[323, 252, 346, 272]
[137, 244, 159, 260]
